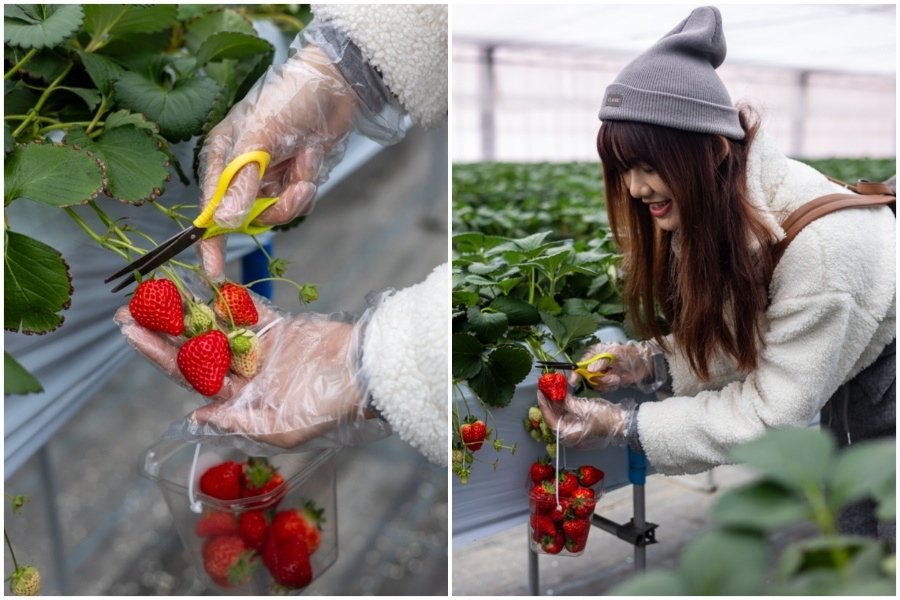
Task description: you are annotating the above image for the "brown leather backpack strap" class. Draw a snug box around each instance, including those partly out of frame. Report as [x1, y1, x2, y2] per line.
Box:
[772, 193, 896, 267]
[824, 174, 895, 196]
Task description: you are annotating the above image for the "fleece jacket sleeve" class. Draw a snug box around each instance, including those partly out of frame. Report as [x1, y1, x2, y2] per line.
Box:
[636, 205, 895, 475]
[311, 4, 448, 128]
[361, 263, 449, 466]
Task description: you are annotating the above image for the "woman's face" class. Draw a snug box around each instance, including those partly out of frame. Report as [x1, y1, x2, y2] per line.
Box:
[624, 164, 679, 231]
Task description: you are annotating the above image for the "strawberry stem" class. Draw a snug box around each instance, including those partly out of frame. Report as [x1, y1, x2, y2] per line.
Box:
[5, 530, 19, 572]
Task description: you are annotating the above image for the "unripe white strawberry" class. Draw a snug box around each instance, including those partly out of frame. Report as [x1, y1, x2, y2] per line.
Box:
[9, 565, 40, 596]
[184, 301, 216, 338]
[229, 330, 260, 378]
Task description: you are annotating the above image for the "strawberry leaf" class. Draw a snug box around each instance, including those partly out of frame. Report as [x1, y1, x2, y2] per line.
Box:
[195, 31, 273, 67]
[66, 126, 168, 204]
[468, 344, 531, 408]
[490, 296, 540, 326]
[76, 50, 124, 95]
[4, 4, 84, 49]
[4, 230, 72, 334]
[114, 72, 220, 142]
[4, 123, 12, 155]
[452, 333, 483, 380]
[467, 307, 508, 344]
[730, 427, 836, 493]
[82, 5, 176, 41]
[5, 351, 43, 395]
[4, 142, 104, 207]
[184, 9, 257, 54]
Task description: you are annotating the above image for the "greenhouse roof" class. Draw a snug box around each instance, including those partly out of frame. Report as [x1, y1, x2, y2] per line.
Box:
[453, 4, 896, 76]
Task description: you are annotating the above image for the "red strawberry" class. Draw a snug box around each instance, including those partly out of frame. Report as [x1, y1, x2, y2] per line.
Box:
[529, 513, 556, 540]
[562, 518, 591, 545]
[239, 510, 269, 551]
[214, 282, 259, 326]
[577, 465, 605, 487]
[241, 457, 286, 506]
[538, 371, 568, 402]
[129, 278, 184, 335]
[460, 419, 487, 452]
[569, 487, 597, 518]
[200, 460, 244, 501]
[266, 536, 313, 589]
[529, 480, 557, 513]
[177, 330, 231, 396]
[195, 510, 238, 537]
[556, 471, 579, 497]
[271, 509, 308, 546]
[529, 457, 555, 484]
[202, 535, 254, 588]
[549, 498, 570, 523]
[297, 500, 324, 555]
[539, 531, 565, 554]
[565, 537, 587, 553]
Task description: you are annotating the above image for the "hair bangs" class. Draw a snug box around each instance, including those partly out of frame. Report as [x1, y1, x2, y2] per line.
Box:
[597, 120, 669, 175]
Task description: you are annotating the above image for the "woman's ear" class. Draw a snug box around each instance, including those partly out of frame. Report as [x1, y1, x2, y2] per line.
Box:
[714, 136, 731, 164]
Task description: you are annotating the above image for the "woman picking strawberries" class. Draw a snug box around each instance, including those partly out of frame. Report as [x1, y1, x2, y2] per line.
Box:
[538, 6, 895, 540]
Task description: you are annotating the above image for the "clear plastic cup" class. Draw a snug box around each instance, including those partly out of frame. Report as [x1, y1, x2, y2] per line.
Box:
[142, 439, 338, 594]
[526, 472, 605, 557]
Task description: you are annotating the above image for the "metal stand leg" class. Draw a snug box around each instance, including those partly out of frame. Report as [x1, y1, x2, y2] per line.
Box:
[528, 530, 539, 595]
[633, 483, 647, 571]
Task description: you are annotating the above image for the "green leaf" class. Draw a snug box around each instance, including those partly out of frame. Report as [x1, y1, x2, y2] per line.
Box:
[451, 290, 479, 309]
[776, 536, 883, 581]
[195, 31, 273, 66]
[5, 46, 69, 82]
[609, 570, 688, 596]
[467, 307, 508, 345]
[114, 72, 220, 142]
[4, 143, 104, 207]
[540, 311, 599, 353]
[66, 126, 168, 204]
[874, 476, 895, 521]
[827, 438, 896, 511]
[57, 86, 101, 111]
[452, 333, 483, 380]
[185, 9, 257, 54]
[4, 123, 13, 155]
[678, 530, 768, 595]
[468, 344, 532, 408]
[4, 4, 83, 49]
[77, 50, 124, 95]
[4, 230, 72, 334]
[102, 109, 159, 135]
[4, 351, 43, 395]
[730, 427, 836, 491]
[83, 5, 176, 41]
[490, 296, 540, 326]
[712, 480, 811, 531]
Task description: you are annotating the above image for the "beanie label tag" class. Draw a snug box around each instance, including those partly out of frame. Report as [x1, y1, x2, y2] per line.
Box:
[605, 93, 623, 108]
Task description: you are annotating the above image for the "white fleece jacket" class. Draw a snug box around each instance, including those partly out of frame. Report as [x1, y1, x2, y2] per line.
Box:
[311, 4, 448, 128]
[362, 263, 449, 466]
[637, 128, 896, 475]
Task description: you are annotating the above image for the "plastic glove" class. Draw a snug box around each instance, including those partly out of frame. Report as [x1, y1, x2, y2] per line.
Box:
[570, 340, 668, 394]
[537, 390, 636, 448]
[115, 286, 390, 454]
[197, 19, 408, 279]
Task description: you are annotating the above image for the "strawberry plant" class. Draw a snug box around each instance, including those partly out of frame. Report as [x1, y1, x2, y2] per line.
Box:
[451, 228, 623, 482]
[4, 5, 313, 395]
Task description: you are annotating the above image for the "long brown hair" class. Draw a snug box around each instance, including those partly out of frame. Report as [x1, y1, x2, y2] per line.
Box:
[596, 106, 776, 381]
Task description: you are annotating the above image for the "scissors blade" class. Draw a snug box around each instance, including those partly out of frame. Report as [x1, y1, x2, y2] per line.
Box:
[106, 226, 206, 292]
[536, 361, 578, 369]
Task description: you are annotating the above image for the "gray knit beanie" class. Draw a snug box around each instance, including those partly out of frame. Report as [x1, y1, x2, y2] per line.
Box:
[598, 6, 744, 140]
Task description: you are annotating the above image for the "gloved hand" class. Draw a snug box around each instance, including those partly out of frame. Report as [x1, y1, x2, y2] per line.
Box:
[197, 19, 407, 279]
[115, 285, 390, 452]
[537, 389, 636, 448]
[570, 340, 668, 394]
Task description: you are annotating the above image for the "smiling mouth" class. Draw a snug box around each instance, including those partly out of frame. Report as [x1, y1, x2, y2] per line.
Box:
[646, 199, 672, 218]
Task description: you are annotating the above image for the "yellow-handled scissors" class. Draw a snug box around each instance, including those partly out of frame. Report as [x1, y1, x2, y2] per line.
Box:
[536, 353, 616, 387]
[105, 151, 279, 292]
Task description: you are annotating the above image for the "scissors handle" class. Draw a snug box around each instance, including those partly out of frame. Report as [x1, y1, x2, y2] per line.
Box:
[575, 352, 616, 387]
[194, 150, 275, 231]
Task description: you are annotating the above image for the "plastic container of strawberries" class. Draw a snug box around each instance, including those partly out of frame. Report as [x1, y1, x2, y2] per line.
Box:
[142, 439, 338, 595]
[525, 472, 605, 557]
